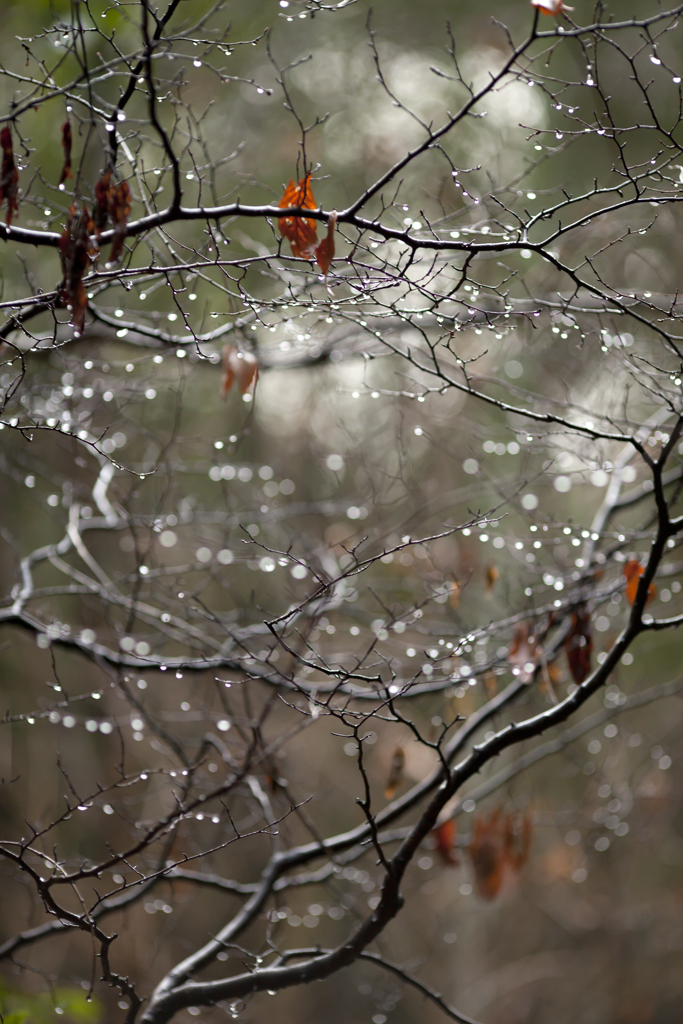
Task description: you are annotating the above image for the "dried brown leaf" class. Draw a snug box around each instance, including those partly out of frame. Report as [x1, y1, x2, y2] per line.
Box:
[0, 127, 19, 226]
[315, 211, 337, 279]
[93, 169, 112, 236]
[469, 809, 505, 899]
[221, 345, 259, 397]
[468, 807, 533, 899]
[484, 561, 499, 594]
[434, 818, 458, 866]
[59, 203, 96, 336]
[564, 603, 592, 684]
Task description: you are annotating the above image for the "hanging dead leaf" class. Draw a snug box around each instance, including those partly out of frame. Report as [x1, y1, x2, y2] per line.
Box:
[93, 169, 112, 237]
[221, 345, 259, 397]
[624, 559, 656, 606]
[469, 806, 533, 899]
[315, 211, 337, 279]
[484, 561, 499, 594]
[384, 746, 405, 799]
[59, 120, 72, 187]
[433, 818, 458, 866]
[0, 126, 19, 226]
[564, 604, 593, 684]
[469, 809, 505, 899]
[508, 622, 539, 682]
[448, 579, 462, 609]
[278, 174, 318, 258]
[59, 203, 96, 336]
[531, 0, 573, 14]
[108, 180, 131, 264]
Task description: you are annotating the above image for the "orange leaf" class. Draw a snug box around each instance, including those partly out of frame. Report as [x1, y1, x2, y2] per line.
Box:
[278, 174, 318, 258]
[531, 0, 573, 14]
[0, 126, 19, 226]
[624, 559, 655, 606]
[448, 579, 462, 609]
[315, 211, 337, 279]
[384, 746, 405, 799]
[434, 818, 458, 866]
[484, 561, 499, 594]
[564, 603, 592, 684]
[221, 345, 259, 397]
[59, 120, 72, 187]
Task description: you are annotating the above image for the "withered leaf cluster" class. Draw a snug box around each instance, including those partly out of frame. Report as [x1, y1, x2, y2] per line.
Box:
[58, 204, 96, 337]
[278, 174, 336, 279]
[58, 167, 132, 334]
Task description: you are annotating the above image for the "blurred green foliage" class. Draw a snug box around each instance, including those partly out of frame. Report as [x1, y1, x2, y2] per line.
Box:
[0, 979, 100, 1023]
